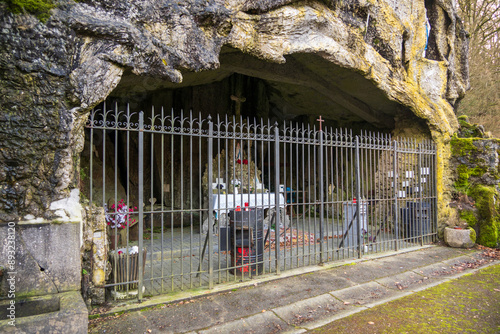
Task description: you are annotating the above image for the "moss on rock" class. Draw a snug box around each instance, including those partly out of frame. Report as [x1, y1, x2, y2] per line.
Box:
[450, 116, 500, 247]
[459, 210, 477, 228]
[450, 136, 478, 156]
[457, 116, 486, 138]
[3, 0, 54, 22]
[454, 164, 487, 191]
[467, 227, 476, 243]
[468, 184, 499, 247]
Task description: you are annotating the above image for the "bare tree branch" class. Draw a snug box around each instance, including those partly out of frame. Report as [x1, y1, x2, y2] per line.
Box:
[457, 0, 500, 136]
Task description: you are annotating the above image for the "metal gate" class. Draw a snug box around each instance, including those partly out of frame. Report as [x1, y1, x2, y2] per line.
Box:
[84, 103, 437, 300]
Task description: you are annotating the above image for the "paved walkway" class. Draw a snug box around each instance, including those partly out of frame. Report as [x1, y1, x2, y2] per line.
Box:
[131, 224, 431, 296]
[89, 245, 499, 333]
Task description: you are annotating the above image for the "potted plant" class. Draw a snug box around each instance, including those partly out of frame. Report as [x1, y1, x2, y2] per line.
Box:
[104, 199, 137, 249]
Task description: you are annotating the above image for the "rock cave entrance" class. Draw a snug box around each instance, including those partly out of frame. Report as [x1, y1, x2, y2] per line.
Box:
[83, 49, 418, 209]
[105, 48, 404, 129]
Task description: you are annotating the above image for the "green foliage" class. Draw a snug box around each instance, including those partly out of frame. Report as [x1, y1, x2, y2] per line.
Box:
[3, 0, 55, 22]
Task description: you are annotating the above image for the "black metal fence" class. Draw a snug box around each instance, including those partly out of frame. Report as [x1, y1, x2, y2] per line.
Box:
[84, 103, 437, 300]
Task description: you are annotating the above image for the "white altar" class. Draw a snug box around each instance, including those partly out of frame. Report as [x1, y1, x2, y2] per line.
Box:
[212, 193, 286, 217]
[202, 193, 287, 233]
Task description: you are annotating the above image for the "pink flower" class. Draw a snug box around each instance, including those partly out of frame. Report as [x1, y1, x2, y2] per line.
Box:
[105, 200, 137, 229]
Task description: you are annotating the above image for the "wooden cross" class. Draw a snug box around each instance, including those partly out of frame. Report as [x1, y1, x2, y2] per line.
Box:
[230, 95, 246, 118]
[317, 115, 324, 131]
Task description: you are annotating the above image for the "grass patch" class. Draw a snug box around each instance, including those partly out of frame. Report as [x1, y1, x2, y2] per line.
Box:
[311, 264, 500, 333]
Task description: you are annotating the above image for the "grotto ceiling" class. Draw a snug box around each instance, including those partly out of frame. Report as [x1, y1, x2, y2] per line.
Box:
[84, 0, 468, 133]
[110, 47, 400, 128]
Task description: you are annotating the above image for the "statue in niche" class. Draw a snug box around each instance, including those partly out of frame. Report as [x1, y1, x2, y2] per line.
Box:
[202, 139, 264, 195]
[235, 142, 241, 162]
[200, 139, 267, 233]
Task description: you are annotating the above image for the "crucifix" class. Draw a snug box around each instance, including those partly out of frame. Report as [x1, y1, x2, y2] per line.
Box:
[316, 115, 325, 131]
[230, 95, 246, 118]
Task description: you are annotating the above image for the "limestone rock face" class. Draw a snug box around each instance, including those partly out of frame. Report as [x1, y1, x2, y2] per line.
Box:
[0, 0, 468, 221]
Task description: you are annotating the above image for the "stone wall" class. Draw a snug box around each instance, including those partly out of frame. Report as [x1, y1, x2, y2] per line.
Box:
[0, 221, 81, 298]
[448, 117, 500, 247]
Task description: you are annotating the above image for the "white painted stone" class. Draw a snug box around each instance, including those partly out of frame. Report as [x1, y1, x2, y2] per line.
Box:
[49, 189, 83, 222]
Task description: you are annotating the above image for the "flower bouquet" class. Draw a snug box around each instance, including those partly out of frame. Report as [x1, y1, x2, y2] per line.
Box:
[105, 200, 137, 249]
[104, 199, 137, 229]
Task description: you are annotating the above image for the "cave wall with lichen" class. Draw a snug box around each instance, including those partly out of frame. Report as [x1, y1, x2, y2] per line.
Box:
[448, 117, 500, 247]
[0, 0, 468, 224]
